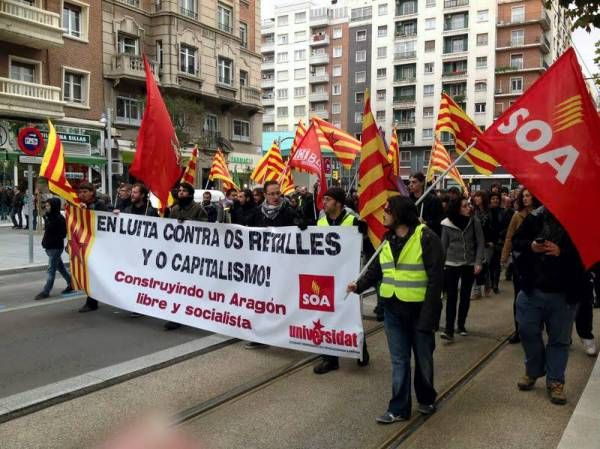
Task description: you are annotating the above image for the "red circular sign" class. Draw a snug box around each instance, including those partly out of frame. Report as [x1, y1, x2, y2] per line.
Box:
[17, 127, 45, 156]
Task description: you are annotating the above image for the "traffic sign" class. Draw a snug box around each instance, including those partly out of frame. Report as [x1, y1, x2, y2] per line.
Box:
[17, 127, 45, 156]
[19, 155, 43, 164]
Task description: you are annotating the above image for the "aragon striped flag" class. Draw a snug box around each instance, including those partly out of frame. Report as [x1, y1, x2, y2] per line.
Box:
[279, 164, 295, 196]
[388, 127, 400, 178]
[358, 90, 400, 247]
[426, 135, 468, 193]
[290, 119, 307, 158]
[180, 145, 198, 186]
[250, 141, 285, 183]
[65, 204, 93, 294]
[312, 116, 361, 169]
[435, 93, 498, 175]
[209, 148, 238, 190]
[39, 120, 81, 206]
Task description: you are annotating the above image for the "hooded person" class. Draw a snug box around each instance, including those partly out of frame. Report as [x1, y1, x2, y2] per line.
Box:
[169, 183, 208, 222]
[35, 198, 74, 300]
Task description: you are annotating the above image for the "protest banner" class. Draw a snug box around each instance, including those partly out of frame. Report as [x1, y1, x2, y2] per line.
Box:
[68, 209, 365, 359]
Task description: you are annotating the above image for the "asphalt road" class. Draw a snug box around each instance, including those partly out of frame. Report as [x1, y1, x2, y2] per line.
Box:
[0, 271, 209, 398]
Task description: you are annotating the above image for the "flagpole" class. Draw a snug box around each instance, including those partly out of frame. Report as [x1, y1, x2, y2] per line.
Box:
[345, 139, 478, 300]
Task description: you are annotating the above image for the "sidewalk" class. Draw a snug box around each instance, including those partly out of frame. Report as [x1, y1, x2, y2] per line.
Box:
[0, 226, 61, 273]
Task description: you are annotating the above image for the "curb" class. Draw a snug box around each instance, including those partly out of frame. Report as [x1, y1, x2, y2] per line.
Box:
[0, 262, 69, 276]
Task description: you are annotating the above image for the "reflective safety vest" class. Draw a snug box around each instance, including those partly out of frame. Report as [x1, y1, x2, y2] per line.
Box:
[379, 224, 427, 302]
[317, 213, 355, 227]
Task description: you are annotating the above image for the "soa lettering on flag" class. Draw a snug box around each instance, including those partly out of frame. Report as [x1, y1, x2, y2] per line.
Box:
[299, 274, 334, 312]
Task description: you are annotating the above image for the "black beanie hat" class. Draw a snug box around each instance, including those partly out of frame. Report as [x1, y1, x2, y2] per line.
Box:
[323, 187, 346, 205]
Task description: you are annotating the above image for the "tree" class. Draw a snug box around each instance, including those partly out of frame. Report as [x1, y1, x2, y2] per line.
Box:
[546, 0, 600, 31]
[163, 94, 205, 145]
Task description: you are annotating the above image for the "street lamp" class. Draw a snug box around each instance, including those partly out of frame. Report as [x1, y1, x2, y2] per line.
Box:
[100, 109, 113, 202]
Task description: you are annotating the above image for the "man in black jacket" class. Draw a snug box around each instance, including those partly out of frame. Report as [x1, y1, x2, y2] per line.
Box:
[512, 206, 585, 405]
[408, 172, 444, 236]
[35, 198, 73, 300]
[348, 196, 444, 423]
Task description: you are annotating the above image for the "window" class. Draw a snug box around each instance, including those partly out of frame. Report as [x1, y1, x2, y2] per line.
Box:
[294, 49, 306, 61]
[477, 9, 488, 22]
[351, 6, 372, 21]
[332, 84, 341, 95]
[475, 103, 486, 113]
[424, 62, 434, 74]
[401, 151, 411, 163]
[476, 56, 487, 69]
[426, 0, 435, 6]
[510, 54, 523, 69]
[511, 77, 523, 93]
[377, 68, 387, 78]
[355, 92, 364, 104]
[277, 70, 288, 81]
[294, 87, 305, 97]
[295, 31, 306, 42]
[333, 46, 342, 58]
[378, 25, 388, 37]
[374, 47, 386, 60]
[423, 84, 434, 96]
[118, 33, 138, 55]
[63, 70, 87, 105]
[378, 3, 388, 15]
[294, 105, 306, 116]
[232, 120, 250, 142]
[376, 89, 386, 101]
[295, 12, 306, 23]
[239, 70, 248, 86]
[356, 30, 367, 41]
[278, 34, 288, 45]
[10, 60, 37, 83]
[376, 110, 386, 121]
[425, 40, 435, 52]
[333, 27, 342, 39]
[277, 52, 288, 63]
[354, 111, 363, 123]
[332, 103, 341, 114]
[180, 0, 197, 19]
[63, 3, 82, 38]
[422, 128, 433, 139]
[511, 6, 525, 23]
[477, 33, 488, 46]
[218, 3, 233, 32]
[475, 81, 487, 92]
[240, 23, 248, 48]
[294, 68, 306, 79]
[356, 50, 366, 62]
[423, 150, 431, 162]
[277, 15, 288, 26]
[277, 107, 288, 117]
[116, 96, 143, 125]
[333, 65, 342, 77]
[156, 40, 163, 68]
[355, 71, 366, 83]
[511, 29, 524, 46]
[179, 45, 197, 75]
[425, 18, 435, 30]
[277, 88, 288, 99]
[423, 106, 434, 118]
[218, 57, 233, 85]
[355, 133, 362, 141]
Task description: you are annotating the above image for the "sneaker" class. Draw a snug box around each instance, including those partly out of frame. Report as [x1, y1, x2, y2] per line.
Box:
[164, 321, 181, 331]
[547, 382, 567, 405]
[484, 287, 492, 297]
[440, 331, 454, 341]
[376, 412, 409, 424]
[417, 403, 436, 415]
[78, 304, 98, 313]
[357, 349, 370, 367]
[458, 328, 468, 336]
[493, 287, 500, 294]
[244, 342, 268, 349]
[581, 338, 597, 356]
[470, 292, 482, 300]
[517, 375, 537, 391]
[34, 292, 49, 301]
[313, 360, 339, 375]
[61, 286, 74, 294]
[508, 333, 521, 344]
[130, 312, 143, 318]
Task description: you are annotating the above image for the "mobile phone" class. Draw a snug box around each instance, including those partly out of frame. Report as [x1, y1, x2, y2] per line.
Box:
[534, 238, 546, 244]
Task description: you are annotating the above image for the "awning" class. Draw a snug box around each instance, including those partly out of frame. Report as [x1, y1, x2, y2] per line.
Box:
[119, 149, 191, 165]
[2, 149, 107, 166]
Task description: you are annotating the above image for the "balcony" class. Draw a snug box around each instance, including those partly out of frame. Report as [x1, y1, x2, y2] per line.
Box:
[263, 113, 275, 123]
[310, 110, 329, 119]
[394, 51, 417, 61]
[261, 78, 275, 89]
[0, 77, 64, 119]
[309, 74, 329, 83]
[198, 131, 221, 150]
[444, 0, 469, 8]
[309, 91, 329, 102]
[309, 53, 330, 64]
[393, 95, 416, 106]
[393, 76, 416, 84]
[262, 96, 274, 106]
[310, 11, 331, 27]
[496, 35, 550, 53]
[497, 11, 551, 30]
[310, 34, 330, 46]
[395, 31, 417, 40]
[105, 54, 160, 83]
[239, 86, 262, 110]
[442, 70, 467, 79]
[396, 119, 416, 129]
[0, 0, 63, 49]
[261, 40, 274, 53]
[443, 46, 468, 56]
[262, 19, 275, 30]
[262, 59, 274, 71]
[395, 3, 418, 17]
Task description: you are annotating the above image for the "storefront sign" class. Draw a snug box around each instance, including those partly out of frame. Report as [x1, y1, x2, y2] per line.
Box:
[17, 127, 44, 156]
[39, 131, 90, 145]
[19, 155, 43, 164]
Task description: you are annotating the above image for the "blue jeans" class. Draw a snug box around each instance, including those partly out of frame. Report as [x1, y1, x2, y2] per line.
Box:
[516, 289, 575, 384]
[43, 248, 71, 295]
[384, 303, 436, 417]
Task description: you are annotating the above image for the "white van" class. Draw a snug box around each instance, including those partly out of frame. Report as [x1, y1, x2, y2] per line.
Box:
[149, 189, 225, 209]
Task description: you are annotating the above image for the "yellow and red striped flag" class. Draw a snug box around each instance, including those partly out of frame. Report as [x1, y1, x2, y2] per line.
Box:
[435, 93, 498, 175]
[250, 141, 285, 183]
[180, 145, 198, 186]
[426, 135, 468, 193]
[65, 204, 93, 294]
[358, 90, 400, 247]
[209, 148, 238, 190]
[290, 120, 307, 158]
[280, 163, 295, 195]
[388, 127, 400, 178]
[312, 116, 361, 169]
[39, 120, 81, 206]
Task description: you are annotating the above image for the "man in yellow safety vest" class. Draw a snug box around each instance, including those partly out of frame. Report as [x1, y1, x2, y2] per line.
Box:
[347, 195, 444, 424]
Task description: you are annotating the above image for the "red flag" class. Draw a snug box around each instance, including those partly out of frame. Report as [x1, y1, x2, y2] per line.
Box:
[478, 48, 600, 268]
[289, 122, 327, 209]
[130, 55, 181, 211]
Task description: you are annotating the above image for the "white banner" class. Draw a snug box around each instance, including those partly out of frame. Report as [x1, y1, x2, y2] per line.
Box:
[80, 211, 364, 358]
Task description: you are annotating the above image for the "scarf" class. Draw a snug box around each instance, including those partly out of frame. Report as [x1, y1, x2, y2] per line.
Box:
[261, 200, 285, 220]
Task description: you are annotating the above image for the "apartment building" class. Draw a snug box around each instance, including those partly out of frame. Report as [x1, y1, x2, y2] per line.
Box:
[103, 0, 264, 186]
[0, 0, 107, 189]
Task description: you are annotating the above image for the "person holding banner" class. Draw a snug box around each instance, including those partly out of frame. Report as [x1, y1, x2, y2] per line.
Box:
[122, 183, 158, 217]
[313, 187, 370, 374]
[347, 196, 444, 423]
